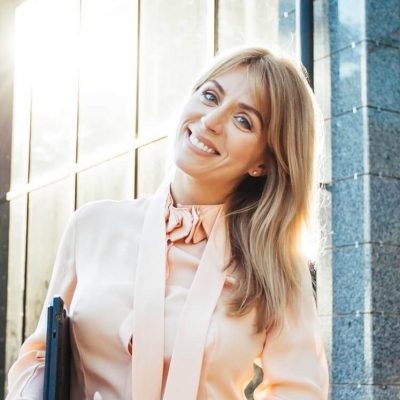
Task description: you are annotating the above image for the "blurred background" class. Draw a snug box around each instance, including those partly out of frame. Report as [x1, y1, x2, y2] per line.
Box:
[0, 0, 399, 398]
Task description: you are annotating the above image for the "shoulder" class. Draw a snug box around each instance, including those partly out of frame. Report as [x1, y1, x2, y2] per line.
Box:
[73, 196, 151, 232]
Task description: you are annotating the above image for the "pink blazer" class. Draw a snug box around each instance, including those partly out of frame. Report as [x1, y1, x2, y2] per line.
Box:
[7, 185, 329, 399]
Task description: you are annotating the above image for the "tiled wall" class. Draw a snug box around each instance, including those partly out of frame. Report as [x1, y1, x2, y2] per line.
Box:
[316, 0, 400, 398]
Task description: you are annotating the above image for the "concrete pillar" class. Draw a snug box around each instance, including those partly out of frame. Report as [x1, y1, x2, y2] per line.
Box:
[317, 0, 400, 398]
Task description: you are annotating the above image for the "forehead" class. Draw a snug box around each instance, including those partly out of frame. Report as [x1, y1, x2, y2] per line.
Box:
[211, 66, 252, 97]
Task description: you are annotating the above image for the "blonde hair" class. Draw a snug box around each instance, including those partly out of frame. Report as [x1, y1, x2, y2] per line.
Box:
[193, 47, 321, 336]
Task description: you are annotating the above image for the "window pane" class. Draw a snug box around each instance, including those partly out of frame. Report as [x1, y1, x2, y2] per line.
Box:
[78, 0, 138, 162]
[217, 0, 280, 52]
[6, 195, 27, 373]
[29, 0, 80, 182]
[138, 0, 209, 139]
[11, 3, 32, 190]
[278, 2, 296, 56]
[77, 153, 134, 206]
[137, 138, 169, 198]
[24, 177, 75, 337]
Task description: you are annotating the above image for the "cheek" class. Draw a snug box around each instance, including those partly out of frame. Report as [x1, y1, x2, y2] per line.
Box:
[230, 140, 260, 164]
[226, 138, 265, 171]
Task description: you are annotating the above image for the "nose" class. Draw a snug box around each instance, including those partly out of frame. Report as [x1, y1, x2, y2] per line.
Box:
[200, 107, 226, 134]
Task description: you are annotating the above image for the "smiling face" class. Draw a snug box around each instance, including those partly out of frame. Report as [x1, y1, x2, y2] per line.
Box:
[173, 66, 267, 196]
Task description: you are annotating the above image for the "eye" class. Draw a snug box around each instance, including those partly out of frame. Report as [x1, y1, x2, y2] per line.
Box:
[235, 115, 252, 130]
[201, 90, 218, 104]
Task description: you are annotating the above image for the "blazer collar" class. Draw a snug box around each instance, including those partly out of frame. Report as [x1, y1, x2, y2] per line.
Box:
[132, 184, 229, 400]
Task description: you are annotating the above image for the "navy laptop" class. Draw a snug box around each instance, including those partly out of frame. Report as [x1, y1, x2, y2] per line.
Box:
[43, 296, 71, 400]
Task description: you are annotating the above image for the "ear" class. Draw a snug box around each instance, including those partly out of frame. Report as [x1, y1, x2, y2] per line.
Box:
[247, 163, 267, 177]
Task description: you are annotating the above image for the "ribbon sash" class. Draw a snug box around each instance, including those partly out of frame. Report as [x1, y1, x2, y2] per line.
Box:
[131, 189, 168, 399]
[131, 187, 228, 399]
[163, 206, 229, 400]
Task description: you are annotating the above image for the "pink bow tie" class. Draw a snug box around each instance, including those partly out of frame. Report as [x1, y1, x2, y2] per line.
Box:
[164, 197, 208, 245]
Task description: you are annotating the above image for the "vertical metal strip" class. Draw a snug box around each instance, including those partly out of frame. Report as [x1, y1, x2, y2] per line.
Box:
[206, 0, 216, 60]
[214, 0, 219, 56]
[21, 21, 34, 346]
[75, 0, 82, 210]
[133, 0, 141, 199]
[297, 0, 314, 90]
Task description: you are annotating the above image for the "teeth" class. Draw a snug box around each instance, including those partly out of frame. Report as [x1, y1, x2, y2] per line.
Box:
[189, 133, 217, 154]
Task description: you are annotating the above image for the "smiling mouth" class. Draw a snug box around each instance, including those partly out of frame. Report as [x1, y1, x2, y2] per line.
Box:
[187, 129, 220, 155]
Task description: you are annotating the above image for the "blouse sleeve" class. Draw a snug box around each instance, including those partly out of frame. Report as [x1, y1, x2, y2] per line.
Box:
[6, 208, 79, 400]
[253, 264, 329, 400]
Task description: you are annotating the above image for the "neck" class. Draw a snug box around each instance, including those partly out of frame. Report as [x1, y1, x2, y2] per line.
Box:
[170, 169, 232, 206]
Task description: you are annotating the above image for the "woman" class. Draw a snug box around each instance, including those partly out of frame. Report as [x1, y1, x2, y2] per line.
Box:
[7, 47, 329, 399]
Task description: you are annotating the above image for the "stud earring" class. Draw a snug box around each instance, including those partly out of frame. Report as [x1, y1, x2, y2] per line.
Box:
[252, 170, 258, 176]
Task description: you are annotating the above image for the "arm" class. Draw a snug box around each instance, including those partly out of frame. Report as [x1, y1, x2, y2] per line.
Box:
[6, 208, 79, 400]
[254, 265, 329, 400]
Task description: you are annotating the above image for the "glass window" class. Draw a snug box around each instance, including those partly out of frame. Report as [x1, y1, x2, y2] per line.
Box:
[217, 0, 280, 52]
[138, 0, 209, 139]
[78, 0, 138, 162]
[6, 195, 27, 372]
[10, 3, 33, 191]
[77, 152, 134, 206]
[24, 177, 75, 337]
[137, 138, 170, 198]
[28, 0, 80, 183]
[278, 2, 296, 57]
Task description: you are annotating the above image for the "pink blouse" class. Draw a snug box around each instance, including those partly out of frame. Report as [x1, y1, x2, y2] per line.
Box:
[6, 185, 329, 399]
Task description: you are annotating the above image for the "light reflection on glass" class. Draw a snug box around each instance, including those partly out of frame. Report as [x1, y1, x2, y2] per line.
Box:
[138, 1, 209, 140]
[27, 0, 79, 182]
[11, 2, 33, 191]
[78, 0, 138, 162]
[218, 0, 280, 52]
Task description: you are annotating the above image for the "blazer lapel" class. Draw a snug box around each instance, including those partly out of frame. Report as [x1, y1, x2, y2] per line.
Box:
[163, 207, 230, 400]
[131, 187, 169, 400]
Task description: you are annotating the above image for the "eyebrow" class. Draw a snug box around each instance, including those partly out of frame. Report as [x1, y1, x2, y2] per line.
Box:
[209, 79, 264, 128]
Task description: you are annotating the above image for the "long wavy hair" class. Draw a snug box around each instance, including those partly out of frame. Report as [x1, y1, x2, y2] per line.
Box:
[192, 47, 322, 336]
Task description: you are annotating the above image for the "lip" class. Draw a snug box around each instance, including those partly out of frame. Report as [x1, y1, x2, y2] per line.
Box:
[186, 129, 220, 155]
